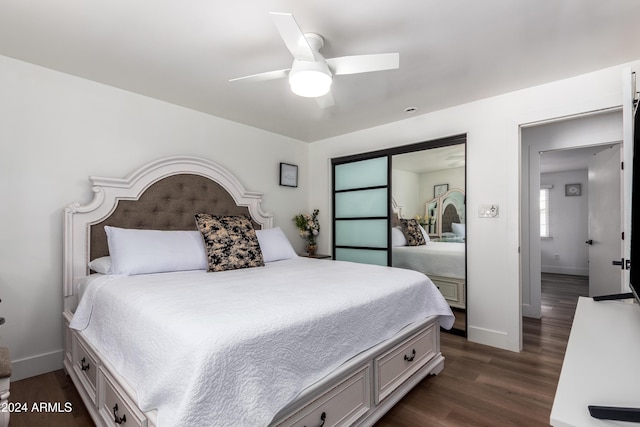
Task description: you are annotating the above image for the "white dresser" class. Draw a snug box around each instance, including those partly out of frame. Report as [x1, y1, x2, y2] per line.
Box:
[551, 296, 640, 426]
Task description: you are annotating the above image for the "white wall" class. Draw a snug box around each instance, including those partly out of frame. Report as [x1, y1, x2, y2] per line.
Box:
[540, 170, 589, 276]
[418, 167, 466, 207]
[0, 55, 309, 380]
[309, 60, 639, 352]
[391, 169, 420, 218]
[393, 167, 465, 220]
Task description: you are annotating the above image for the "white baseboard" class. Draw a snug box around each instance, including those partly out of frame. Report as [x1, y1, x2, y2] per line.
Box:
[10, 350, 63, 382]
[467, 325, 517, 352]
[541, 265, 588, 276]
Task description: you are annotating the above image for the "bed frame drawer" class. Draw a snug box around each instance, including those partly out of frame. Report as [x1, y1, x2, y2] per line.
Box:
[430, 276, 466, 309]
[98, 368, 147, 427]
[436, 280, 458, 300]
[374, 324, 437, 404]
[273, 365, 371, 427]
[73, 334, 99, 405]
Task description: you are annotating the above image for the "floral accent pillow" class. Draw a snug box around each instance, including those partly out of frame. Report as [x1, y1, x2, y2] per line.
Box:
[399, 219, 426, 246]
[194, 214, 265, 272]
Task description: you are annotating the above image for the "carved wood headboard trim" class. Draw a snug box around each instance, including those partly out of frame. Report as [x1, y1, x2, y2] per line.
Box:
[63, 156, 273, 298]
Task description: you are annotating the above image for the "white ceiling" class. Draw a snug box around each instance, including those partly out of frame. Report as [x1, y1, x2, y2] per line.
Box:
[393, 145, 465, 174]
[540, 144, 613, 174]
[1, 0, 638, 142]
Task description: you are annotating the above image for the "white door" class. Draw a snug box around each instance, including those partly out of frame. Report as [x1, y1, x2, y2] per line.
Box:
[587, 144, 622, 297]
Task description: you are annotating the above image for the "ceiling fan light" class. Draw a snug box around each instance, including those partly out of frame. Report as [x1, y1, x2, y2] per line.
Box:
[289, 61, 332, 98]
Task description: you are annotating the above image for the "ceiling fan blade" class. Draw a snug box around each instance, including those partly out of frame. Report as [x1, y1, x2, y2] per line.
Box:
[229, 68, 289, 83]
[315, 91, 335, 109]
[326, 53, 399, 75]
[269, 12, 317, 62]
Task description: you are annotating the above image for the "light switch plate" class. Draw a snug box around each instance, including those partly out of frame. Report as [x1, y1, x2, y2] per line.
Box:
[479, 204, 499, 218]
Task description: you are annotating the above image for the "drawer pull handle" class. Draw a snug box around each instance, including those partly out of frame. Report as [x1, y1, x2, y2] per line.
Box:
[404, 349, 416, 362]
[113, 404, 127, 424]
[80, 357, 90, 371]
[304, 411, 326, 427]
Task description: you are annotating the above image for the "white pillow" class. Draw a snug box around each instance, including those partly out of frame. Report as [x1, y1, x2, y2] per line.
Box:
[255, 227, 298, 262]
[105, 226, 208, 275]
[452, 223, 466, 237]
[88, 256, 112, 274]
[391, 227, 408, 247]
[419, 225, 431, 243]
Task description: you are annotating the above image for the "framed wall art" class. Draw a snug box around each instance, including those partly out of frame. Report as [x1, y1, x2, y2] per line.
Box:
[279, 163, 298, 187]
[434, 183, 449, 198]
[565, 183, 581, 196]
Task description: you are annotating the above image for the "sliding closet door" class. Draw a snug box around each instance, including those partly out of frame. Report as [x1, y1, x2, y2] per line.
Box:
[333, 156, 390, 266]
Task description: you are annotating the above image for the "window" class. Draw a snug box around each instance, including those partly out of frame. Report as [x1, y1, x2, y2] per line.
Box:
[540, 185, 552, 238]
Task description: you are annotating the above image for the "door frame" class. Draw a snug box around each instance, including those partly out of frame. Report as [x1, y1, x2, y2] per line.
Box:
[520, 109, 624, 318]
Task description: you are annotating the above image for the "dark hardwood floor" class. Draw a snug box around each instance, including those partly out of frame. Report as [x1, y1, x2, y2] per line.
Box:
[8, 273, 587, 427]
[375, 273, 588, 427]
[7, 369, 93, 427]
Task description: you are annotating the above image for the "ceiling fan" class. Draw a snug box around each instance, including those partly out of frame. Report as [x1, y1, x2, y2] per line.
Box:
[229, 12, 400, 108]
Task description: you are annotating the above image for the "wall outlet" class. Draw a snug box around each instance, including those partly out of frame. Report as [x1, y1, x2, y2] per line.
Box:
[478, 204, 499, 218]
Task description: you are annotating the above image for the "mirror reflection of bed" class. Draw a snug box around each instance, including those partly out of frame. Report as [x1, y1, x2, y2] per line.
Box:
[391, 146, 467, 335]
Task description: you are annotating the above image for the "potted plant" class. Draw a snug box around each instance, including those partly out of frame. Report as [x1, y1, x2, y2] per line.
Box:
[293, 209, 320, 255]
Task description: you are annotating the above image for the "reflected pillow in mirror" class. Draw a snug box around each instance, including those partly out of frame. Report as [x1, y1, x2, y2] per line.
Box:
[452, 222, 466, 237]
[399, 219, 426, 246]
[419, 225, 430, 243]
[391, 227, 408, 247]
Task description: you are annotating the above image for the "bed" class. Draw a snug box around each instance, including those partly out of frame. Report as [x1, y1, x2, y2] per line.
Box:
[390, 204, 466, 309]
[392, 242, 466, 309]
[62, 156, 454, 427]
[392, 241, 465, 280]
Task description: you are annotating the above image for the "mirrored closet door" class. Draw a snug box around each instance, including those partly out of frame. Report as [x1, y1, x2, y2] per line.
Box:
[391, 144, 466, 335]
[332, 135, 467, 336]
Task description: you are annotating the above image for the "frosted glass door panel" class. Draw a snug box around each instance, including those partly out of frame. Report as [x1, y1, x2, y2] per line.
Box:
[333, 155, 389, 266]
[335, 220, 387, 248]
[335, 248, 388, 266]
[335, 188, 387, 218]
[335, 157, 388, 191]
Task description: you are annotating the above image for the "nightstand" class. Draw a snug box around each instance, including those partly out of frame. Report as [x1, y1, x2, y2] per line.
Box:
[300, 253, 332, 259]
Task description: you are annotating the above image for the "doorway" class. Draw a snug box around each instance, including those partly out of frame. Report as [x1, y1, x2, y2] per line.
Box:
[520, 110, 623, 320]
[539, 144, 622, 297]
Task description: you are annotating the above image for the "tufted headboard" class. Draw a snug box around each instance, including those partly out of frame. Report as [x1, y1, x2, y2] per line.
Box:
[63, 156, 273, 303]
[89, 174, 259, 260]
[441, 204, 461, 233]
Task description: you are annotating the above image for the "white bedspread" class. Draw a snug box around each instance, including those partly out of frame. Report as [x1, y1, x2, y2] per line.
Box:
[71, 257, 454, 427]
[392, 241, 465, 279]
